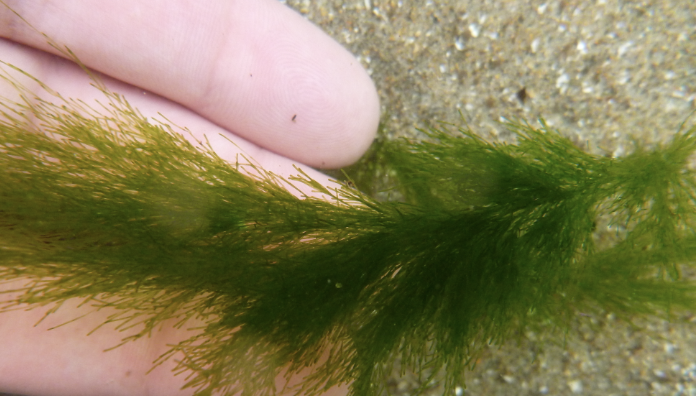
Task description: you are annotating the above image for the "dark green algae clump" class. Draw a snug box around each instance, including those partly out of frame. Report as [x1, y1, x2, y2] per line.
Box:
[2, 66, 696, 396]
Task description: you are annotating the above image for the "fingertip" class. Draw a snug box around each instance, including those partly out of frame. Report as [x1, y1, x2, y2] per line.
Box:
[275, 50, 381, 169]
[303, 54, 381, 169]
[206, 0, 381, 169]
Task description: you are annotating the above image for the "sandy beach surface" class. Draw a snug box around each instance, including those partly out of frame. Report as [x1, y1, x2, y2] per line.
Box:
[281, 1, 696, 395]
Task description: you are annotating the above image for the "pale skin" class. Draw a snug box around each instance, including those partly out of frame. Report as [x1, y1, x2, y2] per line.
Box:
[0, 1, 380, 395]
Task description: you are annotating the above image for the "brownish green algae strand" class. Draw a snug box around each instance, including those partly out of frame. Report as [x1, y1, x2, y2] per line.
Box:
[2, 68, 696, 395]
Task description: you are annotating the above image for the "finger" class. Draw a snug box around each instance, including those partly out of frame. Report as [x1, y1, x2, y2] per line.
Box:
[0, 39, 340, 197]
[0, 278, 351, 396]
[0, 0, 381, 168]
[0, 279, 196, 396]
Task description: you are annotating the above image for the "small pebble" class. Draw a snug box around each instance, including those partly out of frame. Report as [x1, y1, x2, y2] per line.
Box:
[568, 380, 583, 394]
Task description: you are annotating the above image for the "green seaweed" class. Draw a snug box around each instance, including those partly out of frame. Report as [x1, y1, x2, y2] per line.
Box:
[3, 37, 696, 396]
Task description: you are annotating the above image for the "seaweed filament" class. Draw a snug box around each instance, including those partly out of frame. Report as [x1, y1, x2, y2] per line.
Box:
[1, 61, 696, 395]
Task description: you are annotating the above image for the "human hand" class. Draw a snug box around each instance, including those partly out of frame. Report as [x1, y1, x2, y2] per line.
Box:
[0, 1, 379, 395]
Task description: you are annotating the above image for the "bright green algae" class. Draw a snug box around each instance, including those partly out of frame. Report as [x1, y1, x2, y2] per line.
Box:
[2, 66, 696, 396]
